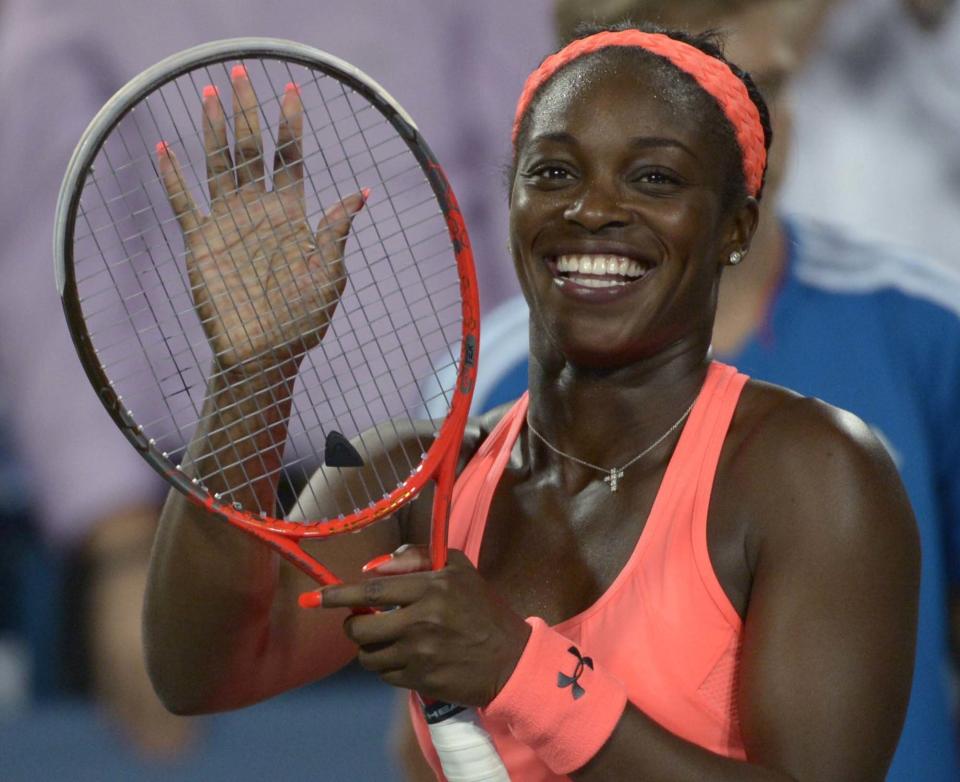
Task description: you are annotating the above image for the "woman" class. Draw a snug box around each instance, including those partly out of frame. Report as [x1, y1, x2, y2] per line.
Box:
[145, 24, 919, 780]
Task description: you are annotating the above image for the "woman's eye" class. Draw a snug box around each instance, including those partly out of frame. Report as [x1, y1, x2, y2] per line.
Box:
[527, 164, 573, 182]
[632, 169, 677, 186]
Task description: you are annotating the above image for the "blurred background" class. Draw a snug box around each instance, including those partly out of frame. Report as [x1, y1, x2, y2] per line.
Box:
[1, 0, 957, 779]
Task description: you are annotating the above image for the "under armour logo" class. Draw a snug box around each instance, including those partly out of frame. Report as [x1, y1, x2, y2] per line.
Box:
[557, 646, 593, 700]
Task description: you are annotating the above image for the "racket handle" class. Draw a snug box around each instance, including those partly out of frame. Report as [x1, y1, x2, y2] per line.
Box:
[423, 701, 510, 781]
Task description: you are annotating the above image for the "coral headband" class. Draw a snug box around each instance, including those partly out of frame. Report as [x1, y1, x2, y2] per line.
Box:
[513, 30, 767, 197]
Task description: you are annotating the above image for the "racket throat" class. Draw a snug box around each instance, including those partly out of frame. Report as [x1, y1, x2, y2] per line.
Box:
[429, 446, 459, 570]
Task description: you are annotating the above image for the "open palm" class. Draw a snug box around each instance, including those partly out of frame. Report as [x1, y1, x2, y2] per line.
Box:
[158, 68, 366, 370]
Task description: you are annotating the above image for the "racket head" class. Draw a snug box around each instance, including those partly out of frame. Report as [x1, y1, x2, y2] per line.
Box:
[55, 38, 479, 540]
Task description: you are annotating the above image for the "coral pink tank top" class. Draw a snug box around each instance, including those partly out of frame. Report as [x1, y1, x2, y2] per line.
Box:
[410, 362, 750, 780]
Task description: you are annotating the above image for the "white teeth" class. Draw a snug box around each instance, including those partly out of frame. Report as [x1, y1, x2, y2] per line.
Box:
[569, 277, 624, 288]
[555, 254, 645, 278]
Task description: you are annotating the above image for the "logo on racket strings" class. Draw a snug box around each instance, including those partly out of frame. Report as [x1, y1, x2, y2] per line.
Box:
[324, 430, 364, 468]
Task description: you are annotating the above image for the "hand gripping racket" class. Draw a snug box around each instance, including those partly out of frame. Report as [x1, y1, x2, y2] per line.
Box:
[54, 38, 506, 781]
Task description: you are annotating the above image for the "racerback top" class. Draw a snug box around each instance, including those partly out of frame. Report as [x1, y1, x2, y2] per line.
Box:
[411, 361, 750, 780]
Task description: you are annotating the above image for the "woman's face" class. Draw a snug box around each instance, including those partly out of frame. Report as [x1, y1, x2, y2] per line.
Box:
[509, 57, 755, 368]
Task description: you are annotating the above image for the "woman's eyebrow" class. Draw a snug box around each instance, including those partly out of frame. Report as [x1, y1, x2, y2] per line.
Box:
[628, 136, 699, 160]
[527, 131, 577, 146]
[526, 132, 698, 161]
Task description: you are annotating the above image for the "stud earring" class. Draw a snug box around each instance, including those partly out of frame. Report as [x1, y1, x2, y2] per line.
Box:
[728, 250, 743, 265]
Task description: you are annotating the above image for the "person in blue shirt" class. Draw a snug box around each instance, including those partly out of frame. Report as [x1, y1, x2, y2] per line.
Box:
[418, 2, 960, 780]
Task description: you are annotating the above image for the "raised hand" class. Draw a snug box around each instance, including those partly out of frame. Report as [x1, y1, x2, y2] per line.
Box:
[157, 66, 367, 371]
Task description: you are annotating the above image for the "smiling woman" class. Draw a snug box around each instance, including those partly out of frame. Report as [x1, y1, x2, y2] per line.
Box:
[403, 24, 917, 781]
[145, 22, 920, 782]
[509, 30, 766, 371]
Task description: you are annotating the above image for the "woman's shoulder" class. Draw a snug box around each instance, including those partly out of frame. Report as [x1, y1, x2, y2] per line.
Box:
[722, 377, 918, 560]
[732, 378, 891, 469]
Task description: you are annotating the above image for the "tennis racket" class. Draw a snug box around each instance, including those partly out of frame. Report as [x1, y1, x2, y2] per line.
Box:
[54, 38, 505, 781]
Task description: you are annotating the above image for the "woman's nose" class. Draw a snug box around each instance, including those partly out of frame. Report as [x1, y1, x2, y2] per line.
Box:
[562, 180, 631, 232]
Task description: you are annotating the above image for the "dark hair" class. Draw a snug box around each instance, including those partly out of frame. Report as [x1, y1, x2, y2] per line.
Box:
[510, 20, 773, 204]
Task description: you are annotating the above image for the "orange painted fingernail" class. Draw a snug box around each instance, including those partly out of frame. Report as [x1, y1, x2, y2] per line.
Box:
[155, 141, 169, 156]
[361, 553, 393, 573]
[231, 64, 248, 80]
[360, 187, 372, 204]
[202, 84, 219, 99]
[284, 81, 301, 95]
[298, 590, 323, 609]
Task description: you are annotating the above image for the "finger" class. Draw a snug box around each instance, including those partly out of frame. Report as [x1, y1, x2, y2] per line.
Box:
[315, 188, 370, 263]
[378, 669, 414, 691]
[273, 82, 303, 199]
[230, 63, 265, 189]
[362, 544, 433, 575]
[321, 571, 430, 610]
[356, 642, 407, 676]
[201, 84, 234, 200]
[342, 606, 412, 647]
[156, 142, 200, 235]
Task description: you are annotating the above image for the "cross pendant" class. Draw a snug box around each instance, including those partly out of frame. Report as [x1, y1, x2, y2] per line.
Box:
[604, 468, 624, 492]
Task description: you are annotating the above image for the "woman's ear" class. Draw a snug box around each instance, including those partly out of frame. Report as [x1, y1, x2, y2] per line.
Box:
[720, 196, 760, 268]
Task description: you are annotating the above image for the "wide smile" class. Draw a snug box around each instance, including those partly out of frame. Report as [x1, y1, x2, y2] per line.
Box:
[545, 253, 656, 300]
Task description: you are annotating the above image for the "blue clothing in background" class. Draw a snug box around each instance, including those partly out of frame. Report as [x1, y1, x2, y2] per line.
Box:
[724, 218, 960, 781]
[473, 217, 960, 781]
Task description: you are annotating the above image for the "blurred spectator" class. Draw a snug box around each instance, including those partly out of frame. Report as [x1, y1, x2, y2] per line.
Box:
[388, 0, 960, 779]
[0, 0, 549, 757]
[782, 0, 960, 269]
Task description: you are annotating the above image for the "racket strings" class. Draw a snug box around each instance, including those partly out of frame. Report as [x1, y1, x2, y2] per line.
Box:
[81, 146, 459, 418]
[88, 276, 462, 418]
[74, 153, 447, 304]
[91, 105, 443, 350]
[75, 153, 448, 321]
[145, 348, 455, 461]
[96, 126, 294, 500]
[152, 72, 362, 407]
[74, 123, 408, 247]
[290, 76, 461, 467]
[71, 54, 464, 524]
[140, 358, 457, 508]
[74, 199, 442, 354]
[76, 62, 379, 182]
[75, 204, 451, 360]
[79, 172, 212, 458]
[88, 264, 462, 431]
[154, 104, 408, 516]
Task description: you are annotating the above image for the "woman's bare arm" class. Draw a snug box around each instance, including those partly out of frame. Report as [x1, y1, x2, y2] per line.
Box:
[143, 68, 399, 714]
